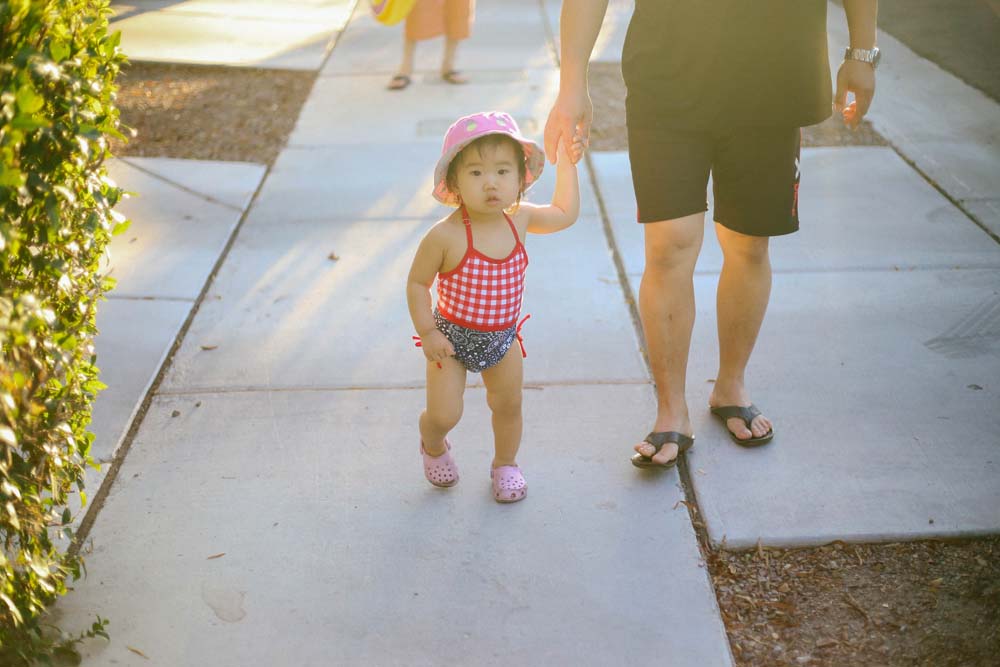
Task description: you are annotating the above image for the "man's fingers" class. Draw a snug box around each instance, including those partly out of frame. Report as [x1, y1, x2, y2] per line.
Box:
[833, 80, 848, 113]
[543, 107, 560, 164]
[544, 109, 573, 165]
[854, 88, 873, 121]
[578, 114, 593, 146]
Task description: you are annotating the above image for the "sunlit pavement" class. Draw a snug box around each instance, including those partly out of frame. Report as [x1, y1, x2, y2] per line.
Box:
[63, 1, 998, 665]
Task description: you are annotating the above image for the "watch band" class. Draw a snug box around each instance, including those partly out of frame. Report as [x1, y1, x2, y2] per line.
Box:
[844, 46, 880, 68]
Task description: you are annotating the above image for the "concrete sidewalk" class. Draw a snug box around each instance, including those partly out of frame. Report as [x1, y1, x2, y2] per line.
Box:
[58, 1, 999, 665]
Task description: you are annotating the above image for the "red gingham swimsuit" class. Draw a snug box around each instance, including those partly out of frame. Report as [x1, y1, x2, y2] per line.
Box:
[436, 206, 528, 332]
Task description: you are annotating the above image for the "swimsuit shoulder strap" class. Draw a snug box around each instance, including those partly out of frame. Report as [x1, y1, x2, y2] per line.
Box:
[503, 211, 523, 245]
[459, 205, 474, 249]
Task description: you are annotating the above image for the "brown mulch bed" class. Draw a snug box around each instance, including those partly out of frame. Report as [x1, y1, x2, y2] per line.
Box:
[111, 62, 316, 164]
[588, 62, 886, 151]
[710, 537, 1000, 666]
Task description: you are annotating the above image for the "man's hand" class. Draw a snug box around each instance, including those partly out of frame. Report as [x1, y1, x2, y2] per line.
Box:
[834, 59, 876, 129]
[544, 87, 592, 165]
[418, 329, 454, 365]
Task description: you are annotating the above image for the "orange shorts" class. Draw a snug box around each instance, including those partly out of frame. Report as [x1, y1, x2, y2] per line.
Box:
[405, 0, 474, 42]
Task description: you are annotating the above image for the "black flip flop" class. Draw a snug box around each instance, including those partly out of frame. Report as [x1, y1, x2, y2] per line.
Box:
[630, 431, 695, 469]
[710, 404, 774, 446]
[387, 74, 411, 91]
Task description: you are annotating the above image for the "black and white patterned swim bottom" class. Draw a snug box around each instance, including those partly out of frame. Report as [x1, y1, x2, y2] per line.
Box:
[434, 309, 517, 373]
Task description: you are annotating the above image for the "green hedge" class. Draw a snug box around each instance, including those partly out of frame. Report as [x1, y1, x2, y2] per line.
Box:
[1, 0, 127, 662]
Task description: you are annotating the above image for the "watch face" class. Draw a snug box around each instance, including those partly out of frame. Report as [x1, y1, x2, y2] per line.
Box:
[872, 49, 881, 68]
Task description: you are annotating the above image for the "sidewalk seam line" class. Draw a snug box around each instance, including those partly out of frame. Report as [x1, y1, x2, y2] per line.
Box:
[154, 379, 654, 396]
[118, 157, 248, 212]
[885, 143, 1000, 246]
[105, 295, 196, 303]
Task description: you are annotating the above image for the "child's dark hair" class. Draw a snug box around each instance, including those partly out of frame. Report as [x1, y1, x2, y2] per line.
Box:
[445, 134, 527, 208]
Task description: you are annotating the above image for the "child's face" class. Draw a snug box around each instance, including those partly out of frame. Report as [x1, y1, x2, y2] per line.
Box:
[452, 141, 522, 214]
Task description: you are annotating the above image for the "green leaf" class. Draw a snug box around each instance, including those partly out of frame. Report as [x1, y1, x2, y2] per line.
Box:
[83, 379, 106, 392]
[111, 219, 131, 235]
[16, 84, 44, 113]
[51, 41, 71, 63]
[0, 166, 25, 187]
[10, 115, 51, 131]
[62, 507, 71, 525]
[0, 592, 24, 625]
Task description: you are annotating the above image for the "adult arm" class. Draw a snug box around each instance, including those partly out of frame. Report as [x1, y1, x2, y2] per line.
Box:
[543, 0, 610, 164]
[836, 0, 878, 128]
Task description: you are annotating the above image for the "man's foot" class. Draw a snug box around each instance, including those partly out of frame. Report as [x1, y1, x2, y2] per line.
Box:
[633, 417, 693, 465]
[631, 432, 694, 468]
[709, 387, 773, 443]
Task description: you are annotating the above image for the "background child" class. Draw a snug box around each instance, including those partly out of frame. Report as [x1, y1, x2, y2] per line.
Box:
[387, 0, 474, 90]
[406, 111, 582, 503]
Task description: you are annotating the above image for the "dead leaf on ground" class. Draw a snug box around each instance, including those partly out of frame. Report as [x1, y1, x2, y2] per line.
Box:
[328, 252, 340, 261]
[207, 552, 226, 560]
[127, 646, 150, 659]
[201, 344, 218, 351]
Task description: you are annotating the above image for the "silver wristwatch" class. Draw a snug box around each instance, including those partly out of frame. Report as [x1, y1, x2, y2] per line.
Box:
[844, 46, 880, 69]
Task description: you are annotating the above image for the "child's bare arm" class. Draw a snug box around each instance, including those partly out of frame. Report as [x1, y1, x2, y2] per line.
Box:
[525, 135, 583, 234]
[406, 230, 455, 362]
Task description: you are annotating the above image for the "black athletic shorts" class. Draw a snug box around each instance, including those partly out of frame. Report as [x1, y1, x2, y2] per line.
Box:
[626, 124, 802, 237]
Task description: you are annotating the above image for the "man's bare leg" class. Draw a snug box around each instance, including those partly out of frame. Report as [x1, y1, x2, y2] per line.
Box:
[710, 223, 773, 440]
[633, 213, 705, 465]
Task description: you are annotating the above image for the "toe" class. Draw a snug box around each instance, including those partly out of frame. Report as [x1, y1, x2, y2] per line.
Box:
[728, 417, 753, 440]
[635, 442, 655, 457]
[651, 442, 679, 465]
[751, 416, 771, 438]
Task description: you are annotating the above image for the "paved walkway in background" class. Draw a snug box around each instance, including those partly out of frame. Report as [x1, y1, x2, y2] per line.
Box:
[61, 1, 999, 665]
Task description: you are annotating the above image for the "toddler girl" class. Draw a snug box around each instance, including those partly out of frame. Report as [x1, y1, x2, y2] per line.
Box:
[406, 111, 582, 502]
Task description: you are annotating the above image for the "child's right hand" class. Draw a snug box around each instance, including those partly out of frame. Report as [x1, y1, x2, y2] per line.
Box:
[419, 329, 455, 364]
[559, 133, 586, 165]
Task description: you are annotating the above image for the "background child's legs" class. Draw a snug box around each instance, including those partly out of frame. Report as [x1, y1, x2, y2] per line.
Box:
[419, 356, 466, 457]
[480, 345, 523, 468]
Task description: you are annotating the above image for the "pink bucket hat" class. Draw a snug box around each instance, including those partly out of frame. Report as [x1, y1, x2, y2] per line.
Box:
[433, 111, 545, 206]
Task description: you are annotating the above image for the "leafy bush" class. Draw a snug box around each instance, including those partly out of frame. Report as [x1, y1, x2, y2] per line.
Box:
[1, 0, 127, 662]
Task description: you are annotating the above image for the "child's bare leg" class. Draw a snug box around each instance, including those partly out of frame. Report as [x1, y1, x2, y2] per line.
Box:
[419, 355, 466, 456]
[481, 345, 523, 468]
[398, 38, 416, 77]
[440, 38, 467, 82]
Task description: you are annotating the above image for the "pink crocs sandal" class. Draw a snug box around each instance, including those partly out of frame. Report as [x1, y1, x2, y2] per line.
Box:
[491, 465, 527, 503]
[421, 439, 459, 488]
